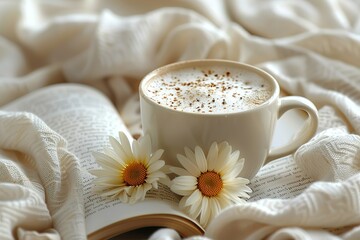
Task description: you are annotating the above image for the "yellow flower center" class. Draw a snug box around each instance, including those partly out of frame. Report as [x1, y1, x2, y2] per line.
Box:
[197, 171, 223, 197]
[123, 162, 147, 186]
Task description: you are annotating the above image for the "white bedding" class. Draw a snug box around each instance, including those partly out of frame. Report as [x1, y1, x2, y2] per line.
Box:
[0, 1, 359, 239]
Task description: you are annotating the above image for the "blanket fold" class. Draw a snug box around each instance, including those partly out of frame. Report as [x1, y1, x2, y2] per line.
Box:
[0, 0, 359, 239]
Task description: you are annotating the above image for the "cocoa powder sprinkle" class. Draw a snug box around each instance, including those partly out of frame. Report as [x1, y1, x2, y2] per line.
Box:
[146, 67, 272, 113]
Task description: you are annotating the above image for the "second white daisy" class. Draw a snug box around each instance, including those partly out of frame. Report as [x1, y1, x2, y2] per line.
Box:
[170, 141, 252, 227]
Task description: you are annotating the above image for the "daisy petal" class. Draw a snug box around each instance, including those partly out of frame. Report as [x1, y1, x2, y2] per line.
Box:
[89, 169, 120, 178]
[229, 150, 240, 163]
[144, 183, 153, 192]
[209, 197, 222, 217]
[125, 186, 134, 195]
[133, 185, 148, 203]
[146, 171, 167, 182]
[217, 195, 232, 209]
[200, 197, 210, 226]
[224, 177, 250, 186]
[172, 188, 194, 196]
[129, 187, 140, 204]
[222, 189, 246, 204]
[185, 189, 202, 207]
[147, 175, 168, 186]
[223, 181, 247, 193]
[234, 185, 252, 195]
[152, 181, 158, 189]
[161, 165, 172, 175]
[119, 132, 133, 158]
[213, 142, 231, 171]
[219, 144, 231, 163]
[103, 148, 120, 162]
[109, 136, 130, 160]
[225, 184, 251, 196]
[148, 149, 164, 165]
[184, 147, 196, 162]
[188, 197, 202, 219]
[207, 142, 218, 171]
[169, 166, 191, 176]
[138, 135, 151, 160]
[159, 176, 171, 187]
[195, 146, 207, 172]
[177, 154, 200, 176]
[220, 150, 242, 175]
[172, 176, 197, 186]
[94, 180, 125, 187]
[92, 152, 122, 170]
[147, 160, 165, 173]
[237, 191, 251, 199]
[98, 187, 123, 197]
[93, 176, 124, 185]
[179, 196, 188, 209]
[222, 161, 243, 180]
[119, 191, 129, 203]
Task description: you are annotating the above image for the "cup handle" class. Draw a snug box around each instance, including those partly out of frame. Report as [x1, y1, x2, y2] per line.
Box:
[266, 96, 319, 162]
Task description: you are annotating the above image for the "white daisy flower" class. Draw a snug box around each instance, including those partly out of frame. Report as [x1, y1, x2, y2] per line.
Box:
[170, 142, 252, 227]
[91, 132, 168, 204]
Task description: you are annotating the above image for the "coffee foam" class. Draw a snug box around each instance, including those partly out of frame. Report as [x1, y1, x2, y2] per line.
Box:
[145, 66, 273, 113]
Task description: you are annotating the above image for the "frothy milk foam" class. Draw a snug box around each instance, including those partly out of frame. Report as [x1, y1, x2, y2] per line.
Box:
[145, 66, 273, 113]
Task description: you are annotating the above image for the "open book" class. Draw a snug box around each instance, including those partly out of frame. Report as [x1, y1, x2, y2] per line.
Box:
[2, 84, 314, 239]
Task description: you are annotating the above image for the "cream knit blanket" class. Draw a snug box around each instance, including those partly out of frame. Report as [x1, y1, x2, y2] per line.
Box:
[0, 1, 359, 239]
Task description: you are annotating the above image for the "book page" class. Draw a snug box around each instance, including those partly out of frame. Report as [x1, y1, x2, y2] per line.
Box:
[2, 83, 199, 235]
[248, 155, 314, 201]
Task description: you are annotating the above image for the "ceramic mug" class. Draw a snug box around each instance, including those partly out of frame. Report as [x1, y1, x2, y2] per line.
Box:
[139, 60, 318, 180]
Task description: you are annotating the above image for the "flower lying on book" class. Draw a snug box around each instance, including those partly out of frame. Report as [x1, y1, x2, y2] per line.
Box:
[91, 132, 168, 204]
[169, 142, 252, 227]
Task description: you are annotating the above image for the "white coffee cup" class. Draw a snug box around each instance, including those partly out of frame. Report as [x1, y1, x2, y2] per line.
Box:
[139, 60, 318, 180]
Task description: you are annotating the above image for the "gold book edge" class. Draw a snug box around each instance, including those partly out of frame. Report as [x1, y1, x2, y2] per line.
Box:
[88, 213, 204, 240]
